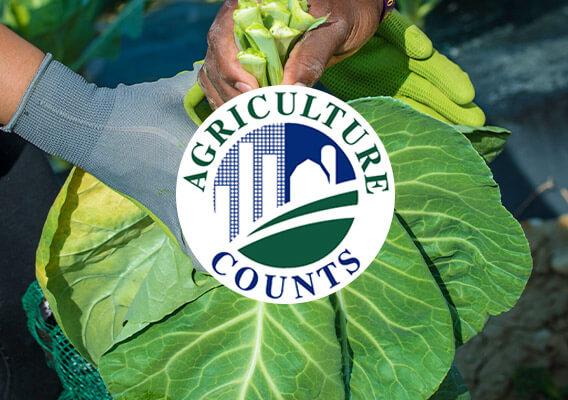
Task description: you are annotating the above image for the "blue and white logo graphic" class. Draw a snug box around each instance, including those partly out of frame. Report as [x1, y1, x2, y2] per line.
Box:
[213, 123, 355, 242]
[213, 124, 287, 242]
[177, 86, 395, 304]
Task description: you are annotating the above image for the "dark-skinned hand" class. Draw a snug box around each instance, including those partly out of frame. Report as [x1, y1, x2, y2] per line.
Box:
[199, 0, 383, 108]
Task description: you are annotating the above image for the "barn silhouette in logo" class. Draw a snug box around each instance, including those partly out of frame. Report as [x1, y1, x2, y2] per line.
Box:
[213, 123, 358, 268]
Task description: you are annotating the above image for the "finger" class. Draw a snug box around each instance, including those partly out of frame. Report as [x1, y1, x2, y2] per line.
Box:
[282, 9, 350, 86]
[205, 55, 245, 103]
[409, 50, 475, 105]
[198, 67, 223, 110]
[205, 40, 259, 102]
[377, 10, 433, 60]
[206, 0, 259, 99]
[394, 95, 452, 123]
[398, 72, 486, 126]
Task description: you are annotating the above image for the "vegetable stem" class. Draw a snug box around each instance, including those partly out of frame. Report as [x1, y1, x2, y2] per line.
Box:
[233, 6, 263, 31]
[260, 1, 291, 27]
[238, 49, 269, 87]
[288, 0, 316, 31]
[245, 23, 284, 85]
[269, 21, 301, 62]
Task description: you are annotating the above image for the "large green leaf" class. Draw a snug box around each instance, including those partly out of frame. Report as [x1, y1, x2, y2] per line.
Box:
[350, 98, 532, 343]
[36, 97, 530, 399]
[99, 289, 345, 400]
[98, 218, 454, 400]
[36, 169, 218, 364]
[334, 218, 454, 399]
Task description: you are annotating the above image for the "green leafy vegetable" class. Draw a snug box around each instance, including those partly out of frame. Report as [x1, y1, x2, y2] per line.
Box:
[288, 0, 316, 31]
[234, 0, 328, 86]
[333, 219, 454, 399]
[306, 15, 330, 32]
[260, 0, 291, 27]
[234, 4, 264, 31]
[269, 20, 301, 61]
[234, 24, 249, 50]
[350, 98, 531, 344]
[36, 97, 531, 399]
[99, 290, 345, 399]
[36, 170, 218, 364]
[97, 218, 454, 400]
[245, 22, 284, 85]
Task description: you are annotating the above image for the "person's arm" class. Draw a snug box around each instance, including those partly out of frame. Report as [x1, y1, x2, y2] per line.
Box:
[0, 26, 204, 266]
[0, 25, 44, 125]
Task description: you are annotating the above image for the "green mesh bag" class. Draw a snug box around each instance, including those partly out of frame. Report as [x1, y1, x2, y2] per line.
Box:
[22, 281, 112, 400]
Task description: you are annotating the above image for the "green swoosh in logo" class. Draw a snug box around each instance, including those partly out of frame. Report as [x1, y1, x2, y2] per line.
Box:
[240, 191, 359, 268]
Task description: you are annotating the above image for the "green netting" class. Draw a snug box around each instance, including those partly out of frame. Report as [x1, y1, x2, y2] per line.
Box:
[22, 281, 112, 400]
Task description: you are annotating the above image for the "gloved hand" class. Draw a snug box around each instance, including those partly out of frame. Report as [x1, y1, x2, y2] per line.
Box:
[321, 10, 486, 126]
[2, 54, 200, 258]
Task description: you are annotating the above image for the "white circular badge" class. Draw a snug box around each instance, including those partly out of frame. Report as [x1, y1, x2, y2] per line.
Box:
[177, 86, 395, 304]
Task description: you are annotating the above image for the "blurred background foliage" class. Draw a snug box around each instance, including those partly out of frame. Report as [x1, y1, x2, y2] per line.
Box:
[0, 0, 442, 73]
[396, 0, 442, 26]
[0, 0, 146, 70]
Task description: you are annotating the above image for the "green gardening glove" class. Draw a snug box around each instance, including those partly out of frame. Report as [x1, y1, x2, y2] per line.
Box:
[321, 10, 486, 127]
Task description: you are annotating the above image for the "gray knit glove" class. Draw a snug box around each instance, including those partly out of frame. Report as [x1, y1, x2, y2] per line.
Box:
[2, 54, 200, 260]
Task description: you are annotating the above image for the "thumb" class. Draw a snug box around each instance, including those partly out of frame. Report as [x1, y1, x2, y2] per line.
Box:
[282, 20, 348, 86]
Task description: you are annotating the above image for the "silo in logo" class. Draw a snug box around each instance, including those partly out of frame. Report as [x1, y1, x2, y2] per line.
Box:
[177, 86, 395, 304]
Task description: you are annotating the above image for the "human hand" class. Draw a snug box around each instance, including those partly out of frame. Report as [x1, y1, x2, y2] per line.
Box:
[281, 0, 382, 86]
[321, 10, 486, 126]
[198, 0, 261, 109]
[3, 55, 202, 261]
[199, 0, 384, 107]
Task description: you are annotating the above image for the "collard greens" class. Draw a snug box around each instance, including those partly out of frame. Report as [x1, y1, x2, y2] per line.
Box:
[36, 97, 531, 399]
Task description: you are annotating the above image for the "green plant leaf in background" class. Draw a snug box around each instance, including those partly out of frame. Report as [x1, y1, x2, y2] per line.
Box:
[350, 98, 532, 344]
[36, 169, 218, 364]
[395, 0, 443, 27]
[453, 125, 511, 163]
[1, 0, 146, 70]
[35, 97, 531, 399]
[71, 0, 145, 70]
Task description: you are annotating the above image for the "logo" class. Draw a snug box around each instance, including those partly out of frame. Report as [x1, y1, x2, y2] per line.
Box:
[177, 86, 394, 304]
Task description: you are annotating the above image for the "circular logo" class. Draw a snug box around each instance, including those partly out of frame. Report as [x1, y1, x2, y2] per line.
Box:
[177, 86, 394, 304]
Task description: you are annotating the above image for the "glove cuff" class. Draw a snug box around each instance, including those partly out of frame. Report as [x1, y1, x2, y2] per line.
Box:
[1, 53, 53, 134]
[3, 55, 116, 169]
